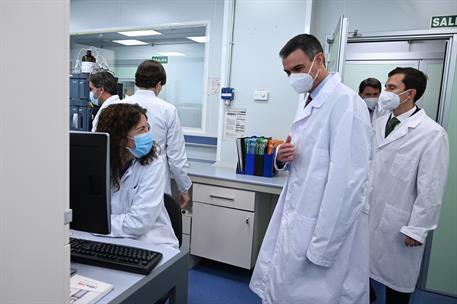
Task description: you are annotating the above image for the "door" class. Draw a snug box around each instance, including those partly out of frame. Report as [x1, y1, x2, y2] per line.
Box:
[326, 14, 349, 75]
[191, 202, 255, 269]
[418, 59, 444, 121]
[343, 60, 419, 92]
[342, 39, 446, 123]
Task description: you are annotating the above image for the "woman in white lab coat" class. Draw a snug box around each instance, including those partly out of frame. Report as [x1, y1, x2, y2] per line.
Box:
[96, 103, 179, 250]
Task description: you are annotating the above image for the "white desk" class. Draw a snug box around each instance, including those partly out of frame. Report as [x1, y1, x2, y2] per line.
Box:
[71, 230, 188, 304]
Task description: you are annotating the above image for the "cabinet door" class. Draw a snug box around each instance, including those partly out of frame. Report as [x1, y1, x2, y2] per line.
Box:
[191, 202, 254, 269]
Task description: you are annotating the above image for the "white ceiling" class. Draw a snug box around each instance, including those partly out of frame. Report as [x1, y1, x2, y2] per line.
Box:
[70, 26, 206, 48]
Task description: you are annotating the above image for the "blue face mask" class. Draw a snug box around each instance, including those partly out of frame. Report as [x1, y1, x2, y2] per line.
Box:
[89, 90, 99, 106]
[127, 130, 154, 158]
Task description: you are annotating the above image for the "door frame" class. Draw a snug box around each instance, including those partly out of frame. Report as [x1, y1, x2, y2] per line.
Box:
[347, 29, 457, 129]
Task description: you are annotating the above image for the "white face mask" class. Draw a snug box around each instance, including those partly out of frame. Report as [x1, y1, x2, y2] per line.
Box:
[363, 97, 378, 110]
[288, 57, 320, 94]
[378, 90, 410, 111]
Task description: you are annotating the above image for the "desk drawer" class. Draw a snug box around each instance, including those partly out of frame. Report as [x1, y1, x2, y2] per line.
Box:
[193, 183, 255, 211]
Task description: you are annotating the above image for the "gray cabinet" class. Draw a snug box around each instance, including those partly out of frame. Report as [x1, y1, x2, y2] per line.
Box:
[190, 183, 271, 269]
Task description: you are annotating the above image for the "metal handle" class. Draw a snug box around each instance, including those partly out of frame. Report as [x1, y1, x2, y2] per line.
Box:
[209, 194, 235, 201]
[246, 217, 250, 224]
[72, 113, 78, 129]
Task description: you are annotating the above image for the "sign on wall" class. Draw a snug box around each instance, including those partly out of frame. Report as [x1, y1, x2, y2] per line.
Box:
[431, 15, 457, 28]
[151, 56, 168, 64]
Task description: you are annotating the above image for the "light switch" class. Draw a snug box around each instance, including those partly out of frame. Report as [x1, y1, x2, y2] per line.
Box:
[254, 89, 269, 101]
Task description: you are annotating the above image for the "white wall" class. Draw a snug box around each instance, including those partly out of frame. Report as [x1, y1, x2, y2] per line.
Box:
[70, 0, 224, 137]
[0, 1, 70, 303]
[311, 0, 457, 44]
[218, 0, 310, 166]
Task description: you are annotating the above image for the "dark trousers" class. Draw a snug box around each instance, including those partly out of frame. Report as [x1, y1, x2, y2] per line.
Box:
[370, 279, 411, 304]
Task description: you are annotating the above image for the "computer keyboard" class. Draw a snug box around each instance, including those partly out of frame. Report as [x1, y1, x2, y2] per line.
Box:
[70, 237, 163, 275]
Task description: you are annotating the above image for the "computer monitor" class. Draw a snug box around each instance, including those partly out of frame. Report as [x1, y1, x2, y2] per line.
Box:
[70, 131, 111, 234]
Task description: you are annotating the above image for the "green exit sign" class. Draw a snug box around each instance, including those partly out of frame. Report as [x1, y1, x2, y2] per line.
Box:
[431, 15, 457, 28]
[152, 56, 168, 64]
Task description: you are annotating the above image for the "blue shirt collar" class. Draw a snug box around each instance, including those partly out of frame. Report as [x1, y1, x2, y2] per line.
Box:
[309, 73, 332, 100]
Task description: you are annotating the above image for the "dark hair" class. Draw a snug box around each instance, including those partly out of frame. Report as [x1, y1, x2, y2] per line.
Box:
[359, 78, 381, 94]
[135, 60, 167, 89]
[95, 103, 157, 191]
[279, 34, 324, 60]
[88, 71, 118, 95]
[388, 67, 427, 102]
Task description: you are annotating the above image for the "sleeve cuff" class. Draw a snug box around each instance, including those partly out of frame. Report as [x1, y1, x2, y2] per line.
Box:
[176, 177, 192, 193]
[110, 214, 127, 237]
[273, 144, 288, 171]
[306, 249, 334, 268]
[400, 227, 427, 244]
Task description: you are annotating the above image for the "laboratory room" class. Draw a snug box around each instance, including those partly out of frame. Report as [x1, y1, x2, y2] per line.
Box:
[2, 0, 457, 303]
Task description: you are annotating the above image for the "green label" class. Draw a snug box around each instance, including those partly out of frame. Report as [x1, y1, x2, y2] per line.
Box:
[431, 15, 457, 28]
[152, 56, 168, 64]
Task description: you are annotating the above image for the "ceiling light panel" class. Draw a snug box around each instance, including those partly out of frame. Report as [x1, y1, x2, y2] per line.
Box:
[118, 30, 161, 37]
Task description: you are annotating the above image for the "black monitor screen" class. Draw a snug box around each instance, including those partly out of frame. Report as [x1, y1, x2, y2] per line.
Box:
[70, 131, 111, 234]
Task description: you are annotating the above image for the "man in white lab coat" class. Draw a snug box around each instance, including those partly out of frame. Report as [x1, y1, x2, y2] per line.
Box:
[249, 34, 372, 304]
[88, 70, 120, 131]
[123, 60, 192, 208]
[358, 77, 381, 123]
[369, 67, 449, 304]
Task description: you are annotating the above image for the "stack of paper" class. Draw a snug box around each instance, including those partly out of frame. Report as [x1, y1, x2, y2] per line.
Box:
[70, 274, 113, 304]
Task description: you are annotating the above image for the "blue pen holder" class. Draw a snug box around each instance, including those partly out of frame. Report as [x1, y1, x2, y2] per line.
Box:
[263, 153, 275, 177]
[245, 153, 256, 175]
[238, 151, 276, 177]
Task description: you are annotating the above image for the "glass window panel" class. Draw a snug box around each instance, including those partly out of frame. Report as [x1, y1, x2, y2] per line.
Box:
[70, 25, 207, 130]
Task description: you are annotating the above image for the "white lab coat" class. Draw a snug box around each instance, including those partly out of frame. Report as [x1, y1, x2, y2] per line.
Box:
[250, 73, 372, 304]
[123, 90, 192, 194]
[369, 104, 386, 125]
[369, 109, 449, 293]
[109, 157, 179, 250]
[91, 94, 120, 132]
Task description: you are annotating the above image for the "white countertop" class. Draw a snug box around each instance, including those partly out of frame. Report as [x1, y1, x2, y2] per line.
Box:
[188, 160, 287, 190]
[70, 230, 179, 304]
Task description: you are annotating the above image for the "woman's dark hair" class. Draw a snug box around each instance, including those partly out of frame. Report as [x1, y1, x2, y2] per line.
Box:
[359, 78, 381, 94]
[135, 60, 167, 89]
[96, 103, 157, 190]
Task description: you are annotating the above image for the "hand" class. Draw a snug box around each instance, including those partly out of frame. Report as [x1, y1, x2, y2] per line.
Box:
[404, 235, 422, 247]
[178, 192, 190, 209]
[277, 135, 295, 163]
